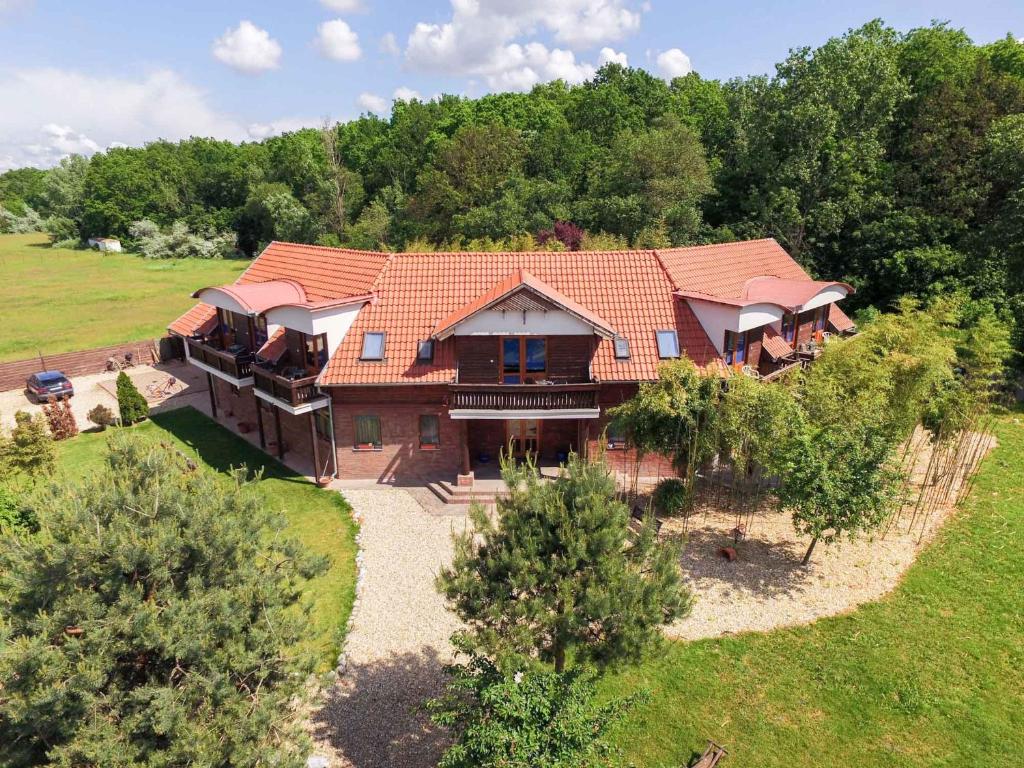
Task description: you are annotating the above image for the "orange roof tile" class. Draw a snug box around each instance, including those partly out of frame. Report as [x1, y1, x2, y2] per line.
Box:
[169, 302, 216, 337]
[657, 239, 813, 300]
[828, 303, 856, 332]
[433, 269, 616, 339]
[321, 249, 721, 385]
[762, 325, 795, 361]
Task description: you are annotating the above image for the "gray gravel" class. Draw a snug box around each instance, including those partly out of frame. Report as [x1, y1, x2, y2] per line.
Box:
[311, 489, 467, 768]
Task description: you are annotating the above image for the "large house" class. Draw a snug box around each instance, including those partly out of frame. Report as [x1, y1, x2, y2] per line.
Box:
[169, 239, 854, 494]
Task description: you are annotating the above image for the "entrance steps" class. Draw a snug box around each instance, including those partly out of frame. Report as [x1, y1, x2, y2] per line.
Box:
[425, 479, 510, 505]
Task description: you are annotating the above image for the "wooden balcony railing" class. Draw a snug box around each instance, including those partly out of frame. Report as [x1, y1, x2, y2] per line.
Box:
[450, 383, 599, 411]
[253, 366, 325, 407]
[187, 338, 253, 379]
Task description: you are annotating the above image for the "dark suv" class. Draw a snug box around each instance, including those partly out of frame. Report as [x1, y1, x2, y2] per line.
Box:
[26, 371, 74, 403]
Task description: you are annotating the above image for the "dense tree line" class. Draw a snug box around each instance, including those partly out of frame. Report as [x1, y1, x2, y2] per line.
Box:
[2, 21, 1023, 362]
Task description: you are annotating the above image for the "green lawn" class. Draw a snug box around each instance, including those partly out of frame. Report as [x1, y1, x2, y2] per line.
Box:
[603, 410, 1024, 767]
[0, 232, 246, 362]
[57, 407, 358, 669]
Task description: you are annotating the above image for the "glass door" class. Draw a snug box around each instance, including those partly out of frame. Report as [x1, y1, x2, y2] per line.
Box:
[507, 419, 540, 459]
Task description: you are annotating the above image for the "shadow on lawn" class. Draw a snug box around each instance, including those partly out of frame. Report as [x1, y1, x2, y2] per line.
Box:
[312, 646, 452, 768]
[679, 524, 813, 599]
[149, 408, 308, 486]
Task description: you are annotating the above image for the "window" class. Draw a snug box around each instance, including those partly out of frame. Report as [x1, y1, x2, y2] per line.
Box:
[502, 337, 547, 383]
[315, 409, 332, 441]
[419, 414, 440, 449]
[656, 330, 680, 359]
[613, 335, 630, 359]
[361, 332, 385, 361]
[254, 315, 268, 347]
[813, 306, 828, 332]
[416, 339, 434, 364]
[304, 332, 328, 371]
[724, 330, 748, 366]
[353, 415, 381, 449]
[781, 312, 796, 343]
[606, 422, 627, 449]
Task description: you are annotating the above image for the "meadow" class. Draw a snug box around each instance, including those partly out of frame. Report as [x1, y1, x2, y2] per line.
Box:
[0, 233, 246, 362]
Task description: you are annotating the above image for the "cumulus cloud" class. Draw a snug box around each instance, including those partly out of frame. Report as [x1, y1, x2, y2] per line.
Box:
[656, 47, 691, 79]
[0, 67, 306, 170]
[357, 92, 388, 113]
[597, 46, 628, 66]
[315, 19, 362, 61]
[320, 0, 364, 11]
[404, 0, 642, 91]
[379, 31, 400, 55]
[246, 117, 319, 139]
[212, 20, 282, 74]
[393, 86, 421, 102]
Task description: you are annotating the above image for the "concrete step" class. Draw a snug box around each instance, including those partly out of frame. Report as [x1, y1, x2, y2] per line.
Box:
[425, 480, 506, 505]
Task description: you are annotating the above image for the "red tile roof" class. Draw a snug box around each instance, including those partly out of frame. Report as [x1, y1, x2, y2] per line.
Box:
[761, 325, 795, 361]
[657, 239, 813, 301]
[321, 249, 721, 385]
[170, 237, 850, 386]
[829, 303, 856, 332]
[168, 302, 216, 337]
[168, 242, 390, 336]
[193, 279, 308, 313]
[432, 269, 616, 339]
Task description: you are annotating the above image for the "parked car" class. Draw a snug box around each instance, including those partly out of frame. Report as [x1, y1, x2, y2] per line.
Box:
[26, 371, 74, 403]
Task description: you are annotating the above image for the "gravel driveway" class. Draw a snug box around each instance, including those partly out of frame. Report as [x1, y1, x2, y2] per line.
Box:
[312, 489, 467, 768]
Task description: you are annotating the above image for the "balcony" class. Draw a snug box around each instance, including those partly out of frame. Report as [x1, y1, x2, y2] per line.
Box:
[449, 383, 600, 419]
[253, 365, 329, 412]
[186, 337, 254, 383]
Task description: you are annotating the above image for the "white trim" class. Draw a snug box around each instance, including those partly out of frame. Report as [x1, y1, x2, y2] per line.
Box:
[449, 408, 600, 420]
[186, 357, 254, 388]
[253, 388, 330, 416]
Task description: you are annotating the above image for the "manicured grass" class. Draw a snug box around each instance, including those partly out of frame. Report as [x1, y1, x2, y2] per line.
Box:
[0, 232, 246, 362]
[602, 410, 1024, 767]
[57, 407, 358, 670]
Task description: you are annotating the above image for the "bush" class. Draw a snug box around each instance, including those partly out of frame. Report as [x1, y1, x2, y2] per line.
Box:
[429, 653, 645, 768]
[87, 403, 117, 430]
[652, 477, 689, 516]
[116, 372, 149, 425]
[0, 204, 43, 234]
[0, 411, 54, 477]
[0, 434, 326, 766]
[0, 486, 36, 536]
[41, 397, 79, 440]
[128, 218, 238, 259]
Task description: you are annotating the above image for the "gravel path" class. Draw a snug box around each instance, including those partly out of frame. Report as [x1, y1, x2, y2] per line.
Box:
[311, 489, 466, 768]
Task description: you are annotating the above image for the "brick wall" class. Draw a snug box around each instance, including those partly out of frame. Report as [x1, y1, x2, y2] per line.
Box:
[329, 386, 461, 481]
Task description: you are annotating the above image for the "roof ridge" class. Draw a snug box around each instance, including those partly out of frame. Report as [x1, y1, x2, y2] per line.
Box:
[370, 252, 398, 293]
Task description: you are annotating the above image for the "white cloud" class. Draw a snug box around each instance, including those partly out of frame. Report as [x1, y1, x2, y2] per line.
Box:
[212, 20, 282, 74]
[246, 117, 319, 139]
[393, 86, 421, 102]
[656, 47, 691, 79]
[320, 0, 364, 11]
[0, 66, 309, 170]
[404, 0, 642, 91]
[357, 92, 388, 113]
[380, 31, 400, 55]
[315, 19, 362, 61]
[0, 0, 33, 13]
[597, 46, 628, 66]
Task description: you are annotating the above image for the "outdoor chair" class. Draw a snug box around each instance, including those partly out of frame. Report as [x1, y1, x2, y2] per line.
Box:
[741, 364, 761, 379]
[689, 740, 728, 768]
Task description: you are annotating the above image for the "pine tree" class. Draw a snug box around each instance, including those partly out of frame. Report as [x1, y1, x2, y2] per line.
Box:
[438, 453, 689, 673]
[0, 434, 326, 767]
[115, 371, 149, 425]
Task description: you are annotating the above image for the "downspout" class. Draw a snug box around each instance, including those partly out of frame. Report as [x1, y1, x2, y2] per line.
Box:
[324, 386, 339, 479]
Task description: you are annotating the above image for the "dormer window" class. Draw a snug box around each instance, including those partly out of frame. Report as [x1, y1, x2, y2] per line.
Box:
[656, 330, 680, 359]
[613, 335, 630, 360]
[361, 331, 385, 361]
[416, 339, 434, 364]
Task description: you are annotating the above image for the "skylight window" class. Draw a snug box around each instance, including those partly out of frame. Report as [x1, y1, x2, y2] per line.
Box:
[613, 336, 630, 359]
[656, 330, 680, 359]
[416, 339, 434, 364]
[361, 332, 385, 361]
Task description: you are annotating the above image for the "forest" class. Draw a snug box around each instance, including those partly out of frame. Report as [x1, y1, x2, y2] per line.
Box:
[1, 20, 1023, 365]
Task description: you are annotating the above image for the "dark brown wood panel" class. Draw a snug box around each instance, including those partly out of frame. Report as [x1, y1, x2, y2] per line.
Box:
[456, 336, 500, 383]
[546, 336, 593, 382]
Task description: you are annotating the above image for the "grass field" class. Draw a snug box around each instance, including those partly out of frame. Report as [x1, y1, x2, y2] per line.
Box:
[0, 232, 246, 363]
[604, 410, 1024, 767]
[56, 407, 358, 670]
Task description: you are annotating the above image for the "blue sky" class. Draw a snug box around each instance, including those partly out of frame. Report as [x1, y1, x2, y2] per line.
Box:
[0, 0, 1021, 171]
